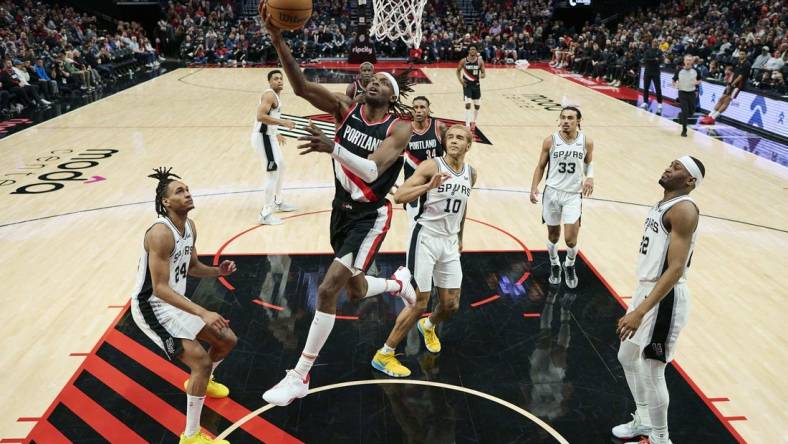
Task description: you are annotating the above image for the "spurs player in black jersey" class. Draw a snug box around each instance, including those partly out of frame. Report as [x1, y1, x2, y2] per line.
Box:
[613, 156, 704, 444]
[261, 17, 417, 406]
[131, 168, 237, 444]
[402, 96, 446, 220]
[345, 61, 375, 100]
[456, 45, 485, 131]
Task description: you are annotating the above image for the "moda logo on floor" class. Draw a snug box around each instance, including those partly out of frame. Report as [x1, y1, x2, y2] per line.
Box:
[1, 148, 119, 195]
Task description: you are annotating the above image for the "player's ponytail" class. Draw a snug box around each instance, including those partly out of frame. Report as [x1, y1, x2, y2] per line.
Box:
[148, 167, 181, 217]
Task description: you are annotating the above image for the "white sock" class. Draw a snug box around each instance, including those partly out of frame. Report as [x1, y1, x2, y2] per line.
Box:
[210, 359, 222, 378]
[710, 110, 720, 118]
[423, 317, 434, 329]
[264, 170, 280, 210]
[645, 359, 669, 439]
[381, 343, 395, 354]
[184, 394, 205, 436]
[565, 246, 578, 265]
[364, 276, 399, 298]
[294, 311, 335, 378]
[473, 108, 479, 123]
[465, 108, 472, 126]
[546, 241, 560, 265]
[618, 341, 653, 427]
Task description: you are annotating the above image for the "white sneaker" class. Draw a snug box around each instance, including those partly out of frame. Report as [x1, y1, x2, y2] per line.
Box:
[640, 102, 648, 110]
[258, 212, 283, 225]
[613, 412, 652, 439]
[656, 104, 663, 115]
[40, 99, 52, 105]
[262, 370, 310, 406]
[625, 437, 672, 444]
[391, 266, 416, 307]
[275, 201, 298, 212]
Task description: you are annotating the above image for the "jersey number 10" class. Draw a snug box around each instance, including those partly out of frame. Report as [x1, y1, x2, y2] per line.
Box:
[444, 199, 462, 214]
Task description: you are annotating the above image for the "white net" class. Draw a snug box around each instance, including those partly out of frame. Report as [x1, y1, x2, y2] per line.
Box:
[370, 0, 428, 48]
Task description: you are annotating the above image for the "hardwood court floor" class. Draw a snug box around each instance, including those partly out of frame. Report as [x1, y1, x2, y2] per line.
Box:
[0, 66, 786, 442]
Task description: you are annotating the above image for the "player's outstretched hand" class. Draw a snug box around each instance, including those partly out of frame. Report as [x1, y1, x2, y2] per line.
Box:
[529, 190, 539, 204]
[282, 119, 296, 130]
[202, 311, 230, 332]
[217, 260, 237, 276]
[297, 122, 334, 155]
[260, 4, 282, 39]
[582, 178, 594, 197]
[428, 172, 452, 190]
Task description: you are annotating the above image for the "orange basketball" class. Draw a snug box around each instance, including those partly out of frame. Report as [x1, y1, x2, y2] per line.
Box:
[262, 0, 312, 31]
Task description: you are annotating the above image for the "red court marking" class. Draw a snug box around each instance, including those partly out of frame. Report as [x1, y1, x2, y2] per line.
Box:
[26, 420, 70, 444]
[470, 294, 500, 307]
[59, 385, 147, 443]
[708, 397, 730, 402]
[16, 418, 40, 422]
[107, 305, 125, 308]
[724, 416, 748, 422]
[0, 439, 25, 443]
[23, 302, 132, 443]
[104, 329, 303, 444]
[523, 313, 541, 318]
[83, 354, 185, 436]
[335, 315, 360, 320]
[252, 299, 284, 311]
[578, 251, 747, 444]
[68, 353, 89, 356]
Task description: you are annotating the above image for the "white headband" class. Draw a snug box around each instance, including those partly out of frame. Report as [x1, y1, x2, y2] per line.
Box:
[380, 72, 399, 98]
[677, 155, 703, 187]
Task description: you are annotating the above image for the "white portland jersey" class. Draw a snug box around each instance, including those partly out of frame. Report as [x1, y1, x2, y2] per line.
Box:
[252, 89, 281, 136]
[545, 131, 586, 193]
[131, 217, 194, 304]
[636, 195, 698, 283]
[415, 157, 473, 236]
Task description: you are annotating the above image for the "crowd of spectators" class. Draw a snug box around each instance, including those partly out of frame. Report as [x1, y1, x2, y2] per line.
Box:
[546, 0, 787, 94]
[0, 0, 160, 117]
[162, 0, 556, 65]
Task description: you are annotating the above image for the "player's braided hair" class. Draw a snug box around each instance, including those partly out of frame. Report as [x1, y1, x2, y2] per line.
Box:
[147, 167, 181, 217]
[389, 69, 416, 118]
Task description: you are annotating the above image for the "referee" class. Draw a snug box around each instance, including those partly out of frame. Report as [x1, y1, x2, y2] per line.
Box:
[672, 54, 701, 137]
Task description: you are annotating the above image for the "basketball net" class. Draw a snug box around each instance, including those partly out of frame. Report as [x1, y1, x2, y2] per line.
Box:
[370, 0, 428, 48]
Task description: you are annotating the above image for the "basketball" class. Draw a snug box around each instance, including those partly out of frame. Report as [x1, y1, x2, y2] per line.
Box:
[261, 0, 312, 31]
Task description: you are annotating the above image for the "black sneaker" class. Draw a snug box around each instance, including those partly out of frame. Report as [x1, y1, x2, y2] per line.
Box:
[549, 264, 561, 285]
[681, 128, 687, 137]
[564, 263, 578, 289]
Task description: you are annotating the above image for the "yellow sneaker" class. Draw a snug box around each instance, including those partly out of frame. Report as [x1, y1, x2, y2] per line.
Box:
[417, 318, 441, 353]
[371, 350, 411, 377]
[183, 377, 230, 398]
[179, 431, 229, 444]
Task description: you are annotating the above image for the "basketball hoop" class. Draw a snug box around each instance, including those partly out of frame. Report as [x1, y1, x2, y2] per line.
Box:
[370, 0, 428, 48]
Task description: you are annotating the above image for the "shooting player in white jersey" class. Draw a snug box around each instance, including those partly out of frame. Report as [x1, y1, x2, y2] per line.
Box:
[131, 168, 237, 444]
[252, 69, 298, 225]
[530, 106, 595, 288]
[613, 156, 704, 444]
[371, 124, 477, 377]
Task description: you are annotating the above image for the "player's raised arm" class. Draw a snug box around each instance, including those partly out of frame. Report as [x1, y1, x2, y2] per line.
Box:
[394, 158, 447, 204]
[265, 21, 351, 119]
[530, 136, 552, 203]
